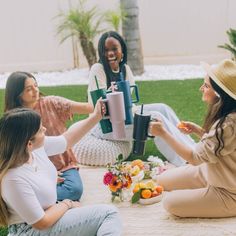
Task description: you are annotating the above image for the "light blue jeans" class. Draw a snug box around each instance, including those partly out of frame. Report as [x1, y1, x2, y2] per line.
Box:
[137, 103, 196, 167]
[8, 204, 122, 236]
[57, 169, 83, 201]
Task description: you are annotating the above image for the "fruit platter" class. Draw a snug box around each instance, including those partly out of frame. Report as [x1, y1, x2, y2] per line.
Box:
[131, 180, 164, 205]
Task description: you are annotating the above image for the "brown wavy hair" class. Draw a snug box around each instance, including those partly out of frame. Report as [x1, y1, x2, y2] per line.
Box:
[0, 108, 41, 226]
[203, 78, 236, 156]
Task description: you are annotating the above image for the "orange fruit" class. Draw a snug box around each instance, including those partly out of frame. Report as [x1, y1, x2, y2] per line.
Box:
[151, 190, 159, 198]
[131, 159, 144, 169]
[177, 122, 186, 129]
[139, 182, 147, 189]
[156, 185, 164, 194]
[177, 122, 189, 132]
[131, 165, 140, 176]
[133, 185, 140, 193]
[141, 189, 152, 199]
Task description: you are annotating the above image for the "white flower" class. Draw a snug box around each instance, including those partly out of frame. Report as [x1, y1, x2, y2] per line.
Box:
[147, 155, 164, 166]
[111, 169, 120, 176]
[150, 167, 159, 177]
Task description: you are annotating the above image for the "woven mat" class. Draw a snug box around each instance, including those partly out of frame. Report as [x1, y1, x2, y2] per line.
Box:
[79, 166, 236, 236]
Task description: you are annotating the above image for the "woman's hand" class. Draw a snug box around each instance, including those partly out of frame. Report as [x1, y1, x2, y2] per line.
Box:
[177, 121, 194, 134]
[62, 199, 80, 209]
[177, 121, 204, 137]
[57, 176, 65, 184]
[32, 200, 81, 230]
[92, 98, 105, 120]
[149, 120, 167, 137]
[57, 171, 66, 184]
[71, 200, 80, 208]
[64, 98, 105, 148]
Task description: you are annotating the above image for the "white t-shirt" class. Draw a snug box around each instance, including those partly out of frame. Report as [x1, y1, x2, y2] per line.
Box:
[87, 63, 136, 104]
[1, 136, 67, 225]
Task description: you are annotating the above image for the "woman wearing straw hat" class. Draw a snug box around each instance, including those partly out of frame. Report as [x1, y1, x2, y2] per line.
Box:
[150, 59, 236, 217]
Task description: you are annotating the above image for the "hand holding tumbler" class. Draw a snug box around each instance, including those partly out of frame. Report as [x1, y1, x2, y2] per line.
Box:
[102, 92, 126, 139]
[132, 105, 154, 156]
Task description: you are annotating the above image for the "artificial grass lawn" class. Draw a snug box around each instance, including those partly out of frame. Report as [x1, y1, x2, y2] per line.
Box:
[0, 79, 205, 235]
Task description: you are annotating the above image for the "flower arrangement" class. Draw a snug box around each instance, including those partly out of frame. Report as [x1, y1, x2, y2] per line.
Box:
[103, 156, 167, 203]
[103, 154, 132, 202]
[143, 156, 168, 180]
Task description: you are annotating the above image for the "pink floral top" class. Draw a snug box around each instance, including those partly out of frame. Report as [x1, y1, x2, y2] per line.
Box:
[34, 96, 78, 171]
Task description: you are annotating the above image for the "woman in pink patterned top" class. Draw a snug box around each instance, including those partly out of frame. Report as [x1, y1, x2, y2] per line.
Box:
[4, 71, 94, 201]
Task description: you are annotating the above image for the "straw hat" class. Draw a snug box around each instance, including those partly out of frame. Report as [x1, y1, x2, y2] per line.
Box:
[201, 59, 236, 100]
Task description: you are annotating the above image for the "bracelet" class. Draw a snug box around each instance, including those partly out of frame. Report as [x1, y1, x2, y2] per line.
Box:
[61, 199, 73, 209]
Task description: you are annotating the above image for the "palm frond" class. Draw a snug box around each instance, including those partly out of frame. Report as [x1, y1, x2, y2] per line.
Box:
[54, 0, 103, 67]
[218, 44, 236, 59]
[59, 32, 77, 44]
[104, 5, 127, 32]
[227, 28, 236, 47]
[105, 10, 121, 31]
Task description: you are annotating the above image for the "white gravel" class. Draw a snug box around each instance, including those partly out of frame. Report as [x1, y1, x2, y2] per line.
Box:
[0, 64, 205, 88]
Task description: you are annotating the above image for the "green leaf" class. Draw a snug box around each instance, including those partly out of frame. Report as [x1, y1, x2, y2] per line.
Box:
[131, 190, 141, 204]
[218, 44, 236, 58]
[218, 28, 236, 60]
[227, 28, 236, 46]
[117, 154, 123, 162]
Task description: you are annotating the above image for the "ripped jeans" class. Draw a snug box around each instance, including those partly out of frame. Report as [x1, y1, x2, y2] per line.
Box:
[8, 204, 122, 236]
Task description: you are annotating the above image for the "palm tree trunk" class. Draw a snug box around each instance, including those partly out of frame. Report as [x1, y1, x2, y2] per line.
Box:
[79, 34, 97, 68]
[120, 0, 144, 75]
[72, 36, 79, 68]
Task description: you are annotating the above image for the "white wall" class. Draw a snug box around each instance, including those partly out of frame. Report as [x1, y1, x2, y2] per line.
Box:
[139, 0, 236, 64]
[0, 0, 235, 72]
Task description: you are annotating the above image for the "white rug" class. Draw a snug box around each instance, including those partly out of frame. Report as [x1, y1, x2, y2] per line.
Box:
[79, 166, 236, 236]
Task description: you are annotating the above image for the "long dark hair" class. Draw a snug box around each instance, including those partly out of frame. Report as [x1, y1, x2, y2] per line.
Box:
[98, 31, 128, 88]
[0, 108, 41, 226]
[203, 78, 236, 156]
[4, 71, 37, 112]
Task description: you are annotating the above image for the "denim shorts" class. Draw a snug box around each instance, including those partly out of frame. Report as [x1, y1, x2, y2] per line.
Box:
[57, 168, 83, 201]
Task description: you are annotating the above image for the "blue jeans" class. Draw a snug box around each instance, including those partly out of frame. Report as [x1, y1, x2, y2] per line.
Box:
[57, 169, 83, 201]
[8, 204, 122, 236]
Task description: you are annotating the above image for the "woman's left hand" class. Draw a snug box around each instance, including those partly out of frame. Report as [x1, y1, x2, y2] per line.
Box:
[57, 171, 65, 184]
[149, 120, 167, 137]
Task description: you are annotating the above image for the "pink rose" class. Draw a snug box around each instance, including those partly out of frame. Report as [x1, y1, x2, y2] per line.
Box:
[103, 172, 113, 185]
